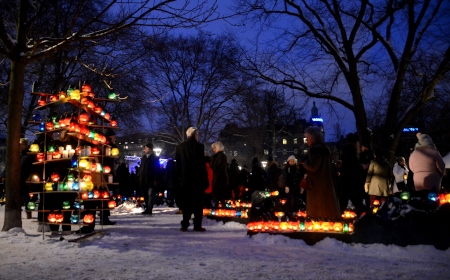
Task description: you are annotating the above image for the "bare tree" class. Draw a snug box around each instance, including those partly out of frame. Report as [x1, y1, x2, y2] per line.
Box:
[0, 0, 217, 231]
[234, 0, 450, 160]
[139, 33, 244, 148]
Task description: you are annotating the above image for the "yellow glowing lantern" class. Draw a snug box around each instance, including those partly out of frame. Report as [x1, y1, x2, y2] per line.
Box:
[79, 159, 89, 170]
[110, 148, 119, 156]
[280, 222, 289, 231]
[29, 144, 40, 153]
[31, 174, 40, 182]
[85, 180, 94, 192]
[59, 90, 67, 99]
[70, 89, 80, 100]
[334, 222, 343, 232]
[45, 182, 53, 191]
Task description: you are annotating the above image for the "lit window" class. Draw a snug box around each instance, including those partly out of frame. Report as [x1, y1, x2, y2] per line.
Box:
[264, 149, 269, 155]
[125, 142, 128, 144]
[303, 149, 308, 154]
[283, 139, 287, 145]
[294, 138, 297, 144]
[303, 138, 307, 143]
[124, 146, 128, 149]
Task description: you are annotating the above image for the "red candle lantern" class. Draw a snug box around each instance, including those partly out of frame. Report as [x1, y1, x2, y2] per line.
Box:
[49, 94, 59, 102]
[75, 146, 81, 155]
[36, 153, 45, 162]
[79, 125, 90, 136]
[94, 105, 103, 114]
[51, 172, 60, 182]
[45, 120, 54, 131]
[110, 118, 118, 127]
[83, 214, 95, 224]
[93, 190, 100, 199]
[52, 151, 61, 159]
[102, 191, 110, 199]
[80, 96, 89, 105]
[59, 90, 67, 99]
[37, 96, 47, 106]
[54, 213, 64, 223]
[48, 213, 57, 223]
[79, 112, 89, 124]
[104, 112, 110, 120]
[108, 200, 116, 209]
[103, 166, 111, 174]
[91, 146, 100, 155]
[81, 83, 92, 94]
[81, 192, 88, 200]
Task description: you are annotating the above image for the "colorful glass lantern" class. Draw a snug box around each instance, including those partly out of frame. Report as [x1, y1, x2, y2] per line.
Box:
[31, 174, 40, 182]
[94, 105, 103, 115]
[79, 125, 90, 136]
[70, 88, 80, 100]
[93, 190, 100, 199]
[39, 121, 45, 132]
[36, 153, 45, 162]
[45, 182, 53, 191]
[62, 201, 71, 210]
[54, 213, 64, 223]
[81, 192, 89, 200]
[102, 191, 110, 199]
[52, 151, 61, 159]
[72, 180, 79, 191]
[59, 90, 67, 99]
[110, 118, 118, 127]
[79, 159, 89, 169]
[80, 96, 90, 105]
[73, 202, 81, 209]
[49, 94, 59, 102]
[37, 96, 47, 106]
[85, 180, 94, 192]
[70, 214, 79, 224]
[48, 213, 57, 223]
[400, 191, 410, 201]
[82, 82, 92, 93]
[79, 112, 89, 124]
[104, 112, 110, 120]
[372, 199, 381, 206]
[111, 148, 119, 156]
[83, 214, 95, 224]
[67, 85, 74, 97]
[104, 199, 116, 210]
[91, 146, 100, 155]
[45, 120, 54, 131]
[428, 192, 438, 202]
[27, 202, 36, 210]
[103, 166, 111, 174]
[29, 144, 40, 153]
[88, 191, 94, 199]
[108, 90, 117, 99]
[51, 172, 60, 182]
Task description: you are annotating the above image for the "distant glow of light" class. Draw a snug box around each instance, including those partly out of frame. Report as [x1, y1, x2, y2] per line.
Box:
[312, 118, 323, 122]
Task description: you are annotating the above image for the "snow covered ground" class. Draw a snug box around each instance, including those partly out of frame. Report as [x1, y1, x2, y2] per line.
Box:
[0, 204, 449, 280]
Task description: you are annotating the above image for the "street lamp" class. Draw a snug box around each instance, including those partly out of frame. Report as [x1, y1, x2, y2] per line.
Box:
[153, 147, 162, 157]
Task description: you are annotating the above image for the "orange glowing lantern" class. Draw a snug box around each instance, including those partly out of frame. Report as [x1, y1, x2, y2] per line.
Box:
[104, 112, 110, 120]
[79, 112, 89, 124]
[80, 96, 89, 105]
[372, 199, 381, 206]
[91, 146, 100, 155]
[45, 120, 54, 131]
[110, 118, 118, 127]
[94, 105, 103, 114]
[81, 82, 92, 94]
[81, 192, 88, 199]
[48, 213, 57, 223]
[49, 94, 59, 102]
[108, 200, 116, 209]
[59, 90, 67, 99]
[102, 191, 110, 199]
[37, 96, 47, 106]
[83, 214, 95, 224]
[36, 153, 45, 162]
[342, 209, 357, 219]
[93, 190, 100, 199]
[103, 166, 111, 174]
[54, 213, 64, 223]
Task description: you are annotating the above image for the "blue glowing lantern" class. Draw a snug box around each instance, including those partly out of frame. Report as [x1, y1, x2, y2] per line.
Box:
[71, 156, 78, 168]
[39, 121, 45, 132]
[73, 201, 81, 209]
[70, 214, 79, 224]
[428, 192, 438, 202]
[88, 191, 94, 199]
[72, 180, 79, 191]
[236, 210, 242, 218]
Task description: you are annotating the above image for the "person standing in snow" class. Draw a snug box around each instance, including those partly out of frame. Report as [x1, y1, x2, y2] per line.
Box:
[139, 142, 160, 215]
[302, 126, 340, 220]
[176, 127, 209, 232]
[392, 157, 409, 195]
[210, 141, 229, 204]
[364, 149, 391, 205]
[409, 133, 445, 197]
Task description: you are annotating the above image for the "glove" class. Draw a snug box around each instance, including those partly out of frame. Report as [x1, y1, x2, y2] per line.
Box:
[285, 186, 289, 194]
[364, 183, 370, 193]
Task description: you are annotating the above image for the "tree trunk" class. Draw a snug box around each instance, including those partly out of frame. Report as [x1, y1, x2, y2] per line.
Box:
[2, 60, 26, 231]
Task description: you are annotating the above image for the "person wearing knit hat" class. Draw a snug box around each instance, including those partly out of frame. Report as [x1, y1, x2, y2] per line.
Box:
[409, 132, 445, 194]
[282, 155, 301, 214]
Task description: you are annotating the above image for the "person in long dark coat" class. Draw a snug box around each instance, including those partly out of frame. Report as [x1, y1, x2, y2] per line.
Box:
[228, 159, 240, 199]
[211, 141, 229, 204]
[302, 126, 340, 220]
[138, 142, 160, 215]
[176, 127, 209, 232]
[249, 157, 265, 193]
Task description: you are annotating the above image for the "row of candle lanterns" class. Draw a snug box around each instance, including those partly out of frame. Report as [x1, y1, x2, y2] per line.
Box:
[203, 208, 249, 218]
[247, 220, 354, 234]
[32, 146, 119, 162]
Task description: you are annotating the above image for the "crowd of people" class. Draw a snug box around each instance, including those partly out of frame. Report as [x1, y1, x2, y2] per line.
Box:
[1, 126, 448, 233]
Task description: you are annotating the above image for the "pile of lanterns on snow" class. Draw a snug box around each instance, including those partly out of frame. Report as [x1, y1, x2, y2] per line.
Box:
[203, 200, 252, 219]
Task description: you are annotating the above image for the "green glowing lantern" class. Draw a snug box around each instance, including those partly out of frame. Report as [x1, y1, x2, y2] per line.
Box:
[300, 221, 305, 231]
[400, 191, 410, 201]
[27, 202, 36, 210]
[108, 90, 117, 99]
[343, 223, 349, 234]
[62, 201, 71, 210]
